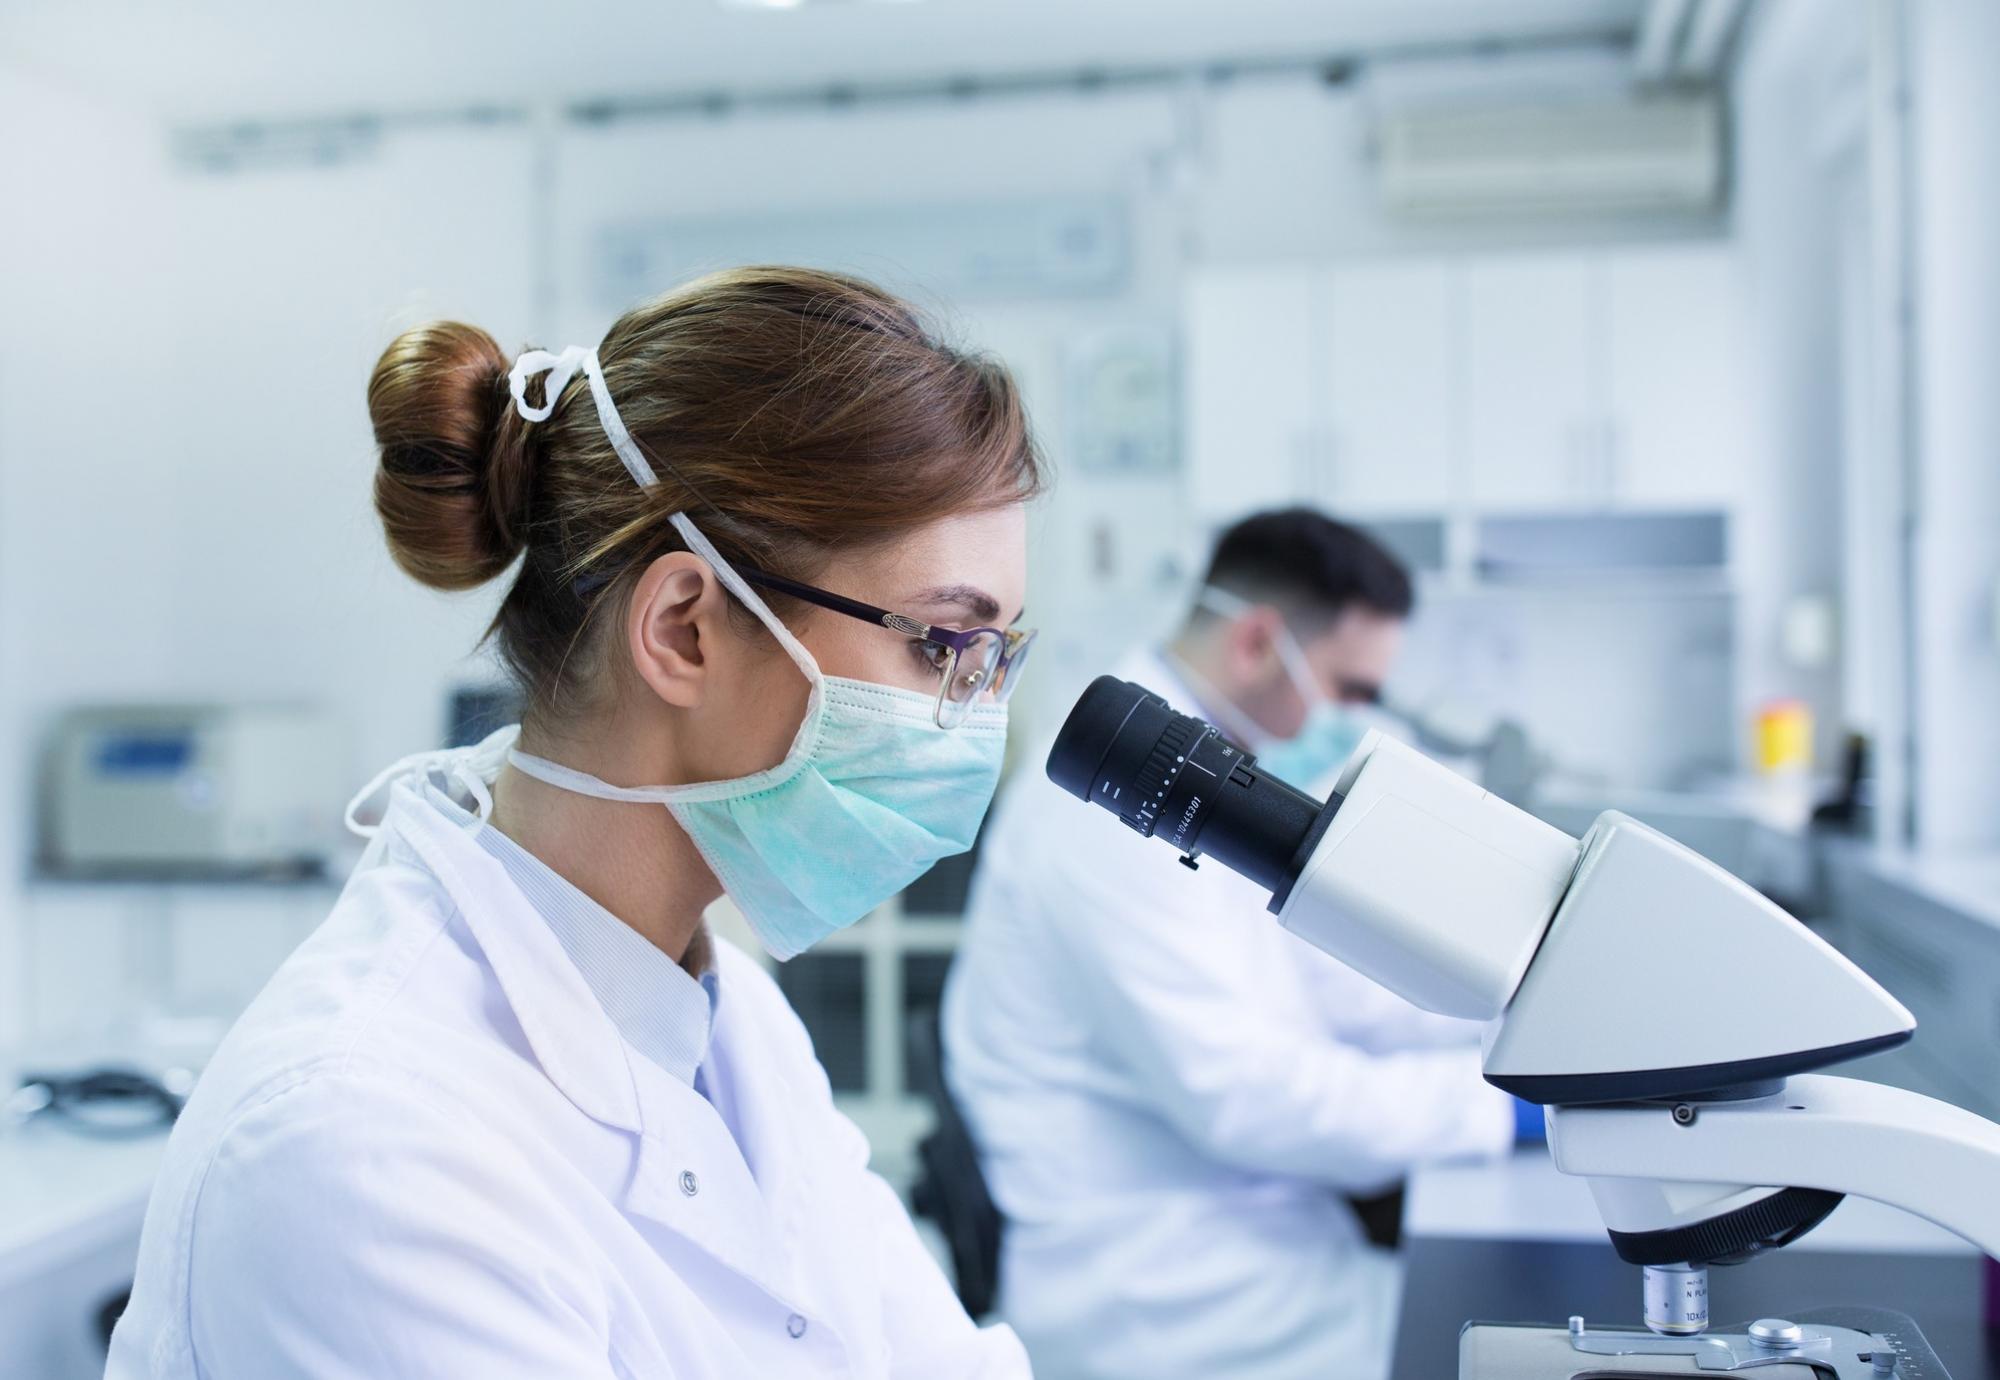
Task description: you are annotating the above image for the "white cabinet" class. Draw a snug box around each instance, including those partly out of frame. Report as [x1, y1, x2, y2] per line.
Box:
[1184, 267, 1315, 521]
[1602, 246, 1751, 508]
[1319, 261, 1457, 513]
[1184, 261, 1456, 520]
[1463, 254, 1600, 510]
[1184, 244, 1748, 524]
[1463, 245, 1749, 512]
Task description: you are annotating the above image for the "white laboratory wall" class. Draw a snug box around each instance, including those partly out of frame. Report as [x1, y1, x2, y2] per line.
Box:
[1391, 585, 1735, 788]
[1728, 1, 1864, 782]
[1906, 0, 2000, 851]
[0, 70, 181, 1053]
[1728, 0, 2000, 850]
[1, 82, 537, 1051]
[149, 126, 533, 775]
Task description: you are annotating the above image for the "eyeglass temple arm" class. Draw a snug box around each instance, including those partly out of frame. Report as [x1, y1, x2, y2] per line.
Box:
[735, 565, 939, 640]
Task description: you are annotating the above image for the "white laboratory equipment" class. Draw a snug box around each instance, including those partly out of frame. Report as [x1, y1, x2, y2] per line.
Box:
[1047, 676, 2000, 1379]
[41, 705, 343, 878]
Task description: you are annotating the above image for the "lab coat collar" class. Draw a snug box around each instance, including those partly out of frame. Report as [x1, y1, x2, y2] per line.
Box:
[377, 763, 818, 1306]
[383, 778, 644, 1135]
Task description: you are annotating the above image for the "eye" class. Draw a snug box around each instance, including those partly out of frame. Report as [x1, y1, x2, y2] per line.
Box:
[909, 638, 952, 680]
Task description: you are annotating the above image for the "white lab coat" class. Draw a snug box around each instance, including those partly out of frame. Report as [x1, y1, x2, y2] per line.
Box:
[943, 651, 1512, 1380]
[106, 739, 1029, 1379]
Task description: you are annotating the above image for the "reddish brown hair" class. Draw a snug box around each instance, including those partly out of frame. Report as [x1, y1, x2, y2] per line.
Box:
[366, 266, 1042, 723]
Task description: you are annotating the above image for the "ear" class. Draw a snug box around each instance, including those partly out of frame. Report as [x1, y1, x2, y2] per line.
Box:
[627, 552, 731, 709]
[1224, 607, 1282, 679]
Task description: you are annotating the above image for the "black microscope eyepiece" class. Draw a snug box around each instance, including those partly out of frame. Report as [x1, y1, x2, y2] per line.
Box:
[1047, 675, 1332, 899]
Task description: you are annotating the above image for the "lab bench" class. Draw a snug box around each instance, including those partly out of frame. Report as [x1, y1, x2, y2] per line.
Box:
[1405, 1135, 1994, 1378]
[1841, 850, 2000, 938]
[1401, 1143, 1997, 1374]
[1822, 844, 2000, 1126]
[0, 1121, 168, 1380]
[1390, 1235, 1998, 1380]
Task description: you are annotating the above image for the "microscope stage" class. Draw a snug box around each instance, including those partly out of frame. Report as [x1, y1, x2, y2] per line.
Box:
[1459, 1308, 1948, 1378]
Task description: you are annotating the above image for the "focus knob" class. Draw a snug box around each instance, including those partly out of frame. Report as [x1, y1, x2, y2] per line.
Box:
[1122, 717, 1199, 836]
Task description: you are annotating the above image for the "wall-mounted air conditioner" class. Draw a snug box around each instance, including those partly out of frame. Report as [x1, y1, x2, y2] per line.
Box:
[1378, 94, 1723, 218]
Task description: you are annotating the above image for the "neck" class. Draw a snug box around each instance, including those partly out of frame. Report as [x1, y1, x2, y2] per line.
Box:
[1163, 634, 1252, 731]
[1164, 629, 1224, 689]
[487, 751, 719, 971]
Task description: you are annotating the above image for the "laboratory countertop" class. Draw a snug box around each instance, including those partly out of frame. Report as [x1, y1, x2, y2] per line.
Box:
[1837, 844, 2000, 939]
[1407, 1147, 1977, 1255]
[1530, 775, 1823, 904]
[1391, 1235, 1999, 1380]
[1536, 774, 1821, 836]
[0, 1121, 168, 1295]
[1537, 774, 2000, 945]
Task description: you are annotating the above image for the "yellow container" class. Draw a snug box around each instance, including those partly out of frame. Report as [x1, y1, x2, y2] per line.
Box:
[1754, 699, 1814, 775]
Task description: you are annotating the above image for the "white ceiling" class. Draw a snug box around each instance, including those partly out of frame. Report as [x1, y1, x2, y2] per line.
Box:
[2, 0, 1646, 122]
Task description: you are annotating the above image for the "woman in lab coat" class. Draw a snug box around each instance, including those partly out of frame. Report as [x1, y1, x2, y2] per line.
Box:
[106, 267, 1042, 1379]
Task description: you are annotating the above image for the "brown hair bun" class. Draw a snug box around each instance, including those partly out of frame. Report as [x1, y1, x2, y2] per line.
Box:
[366, 321, 531, 591]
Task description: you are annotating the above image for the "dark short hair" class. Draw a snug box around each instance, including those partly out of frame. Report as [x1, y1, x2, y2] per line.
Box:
[1199, 507, 1414, 626]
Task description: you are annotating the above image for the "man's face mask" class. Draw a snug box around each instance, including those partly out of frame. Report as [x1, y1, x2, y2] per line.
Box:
[1189, 586, 1369, 791]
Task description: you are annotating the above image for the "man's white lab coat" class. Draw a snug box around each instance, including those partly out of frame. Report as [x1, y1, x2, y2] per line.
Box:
[943, 652, 1512, 1380]
[107, 739, 1029, 1379]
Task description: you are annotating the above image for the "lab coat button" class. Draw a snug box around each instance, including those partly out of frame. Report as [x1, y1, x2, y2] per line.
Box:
[786, 1313, 808, 1339]
[678, 1169, 699, 1196]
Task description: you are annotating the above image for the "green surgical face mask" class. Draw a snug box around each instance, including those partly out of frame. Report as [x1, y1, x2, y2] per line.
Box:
[510, 513, 1008, 961]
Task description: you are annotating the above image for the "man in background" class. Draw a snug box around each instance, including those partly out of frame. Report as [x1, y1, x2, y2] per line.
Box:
[944, 508, 1523, 1380]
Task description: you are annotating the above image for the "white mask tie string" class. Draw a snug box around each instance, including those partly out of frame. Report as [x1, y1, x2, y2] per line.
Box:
[507, 345, 659, 489]
[507, 345, 588, 424]
[343, 743, 501, 837]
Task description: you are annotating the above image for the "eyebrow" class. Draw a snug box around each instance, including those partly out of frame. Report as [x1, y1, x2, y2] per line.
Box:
[912, 583, 1004, 625]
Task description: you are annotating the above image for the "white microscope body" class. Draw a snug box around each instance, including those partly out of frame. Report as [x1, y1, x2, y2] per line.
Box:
[1278, 731, 2000, 1347]
[1049, 676, 1994, 1373]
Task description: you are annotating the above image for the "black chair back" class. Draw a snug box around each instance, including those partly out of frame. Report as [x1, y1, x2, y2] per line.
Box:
[905, 1006, 1004, 1318]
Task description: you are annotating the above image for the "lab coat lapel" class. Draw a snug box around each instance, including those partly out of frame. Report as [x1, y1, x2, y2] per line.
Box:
[387, 783, 641, 1133]
[389, 783, 807, 1304]
[623, 955, 822, 1301]
[702, 959, 818, 1228]
[624, 1064, 796, 1299]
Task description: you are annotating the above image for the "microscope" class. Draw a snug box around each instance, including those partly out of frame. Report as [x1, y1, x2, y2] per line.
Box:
[1047, 677, 2000, 1379]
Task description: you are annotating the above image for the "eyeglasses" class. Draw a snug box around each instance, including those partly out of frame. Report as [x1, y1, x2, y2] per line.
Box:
[737, 566, 1036, 730]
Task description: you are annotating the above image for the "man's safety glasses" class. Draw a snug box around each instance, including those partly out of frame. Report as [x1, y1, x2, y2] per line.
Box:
[738, 566, 1036, 730]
